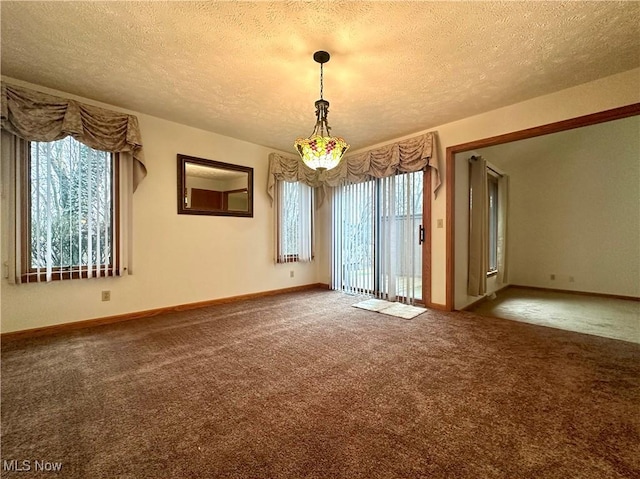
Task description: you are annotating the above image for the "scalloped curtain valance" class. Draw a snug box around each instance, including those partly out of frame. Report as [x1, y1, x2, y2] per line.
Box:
[267, 131, 440, 205]
[1, 82, 147, 190]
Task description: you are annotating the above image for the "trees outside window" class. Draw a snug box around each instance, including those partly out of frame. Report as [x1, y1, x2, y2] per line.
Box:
[24, 136, 117, 281]
[276, 181, 313, 263]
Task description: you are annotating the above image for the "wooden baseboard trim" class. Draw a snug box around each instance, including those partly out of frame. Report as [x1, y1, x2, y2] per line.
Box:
[508, 284, 640, 302]
[426, 301, 448, 311]
[1, 283, 327, 341]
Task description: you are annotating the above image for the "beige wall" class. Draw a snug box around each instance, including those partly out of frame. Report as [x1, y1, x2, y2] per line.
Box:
[2, 68, 639, 332]
[0, 80, 317, 333]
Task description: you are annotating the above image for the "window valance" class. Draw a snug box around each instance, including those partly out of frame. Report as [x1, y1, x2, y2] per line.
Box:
[1, 82, 147, 190]
[268, 131, 440, 205]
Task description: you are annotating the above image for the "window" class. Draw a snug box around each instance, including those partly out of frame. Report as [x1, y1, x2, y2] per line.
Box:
[22, 137, 118, 281]
[487, 173, 499, 275]
[275, 181, 313, 263]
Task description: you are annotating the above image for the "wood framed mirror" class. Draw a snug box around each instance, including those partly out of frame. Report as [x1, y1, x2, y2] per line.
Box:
[177, 154, 253, 217]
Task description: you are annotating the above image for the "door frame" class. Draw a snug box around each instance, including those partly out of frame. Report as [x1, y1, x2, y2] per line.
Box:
[444, 102, 640, 311]
[423, 168, 432, 306]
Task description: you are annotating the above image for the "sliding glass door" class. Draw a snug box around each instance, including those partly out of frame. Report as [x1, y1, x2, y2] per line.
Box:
[331, 180, 376, 296]
[331, 171, 425, 304]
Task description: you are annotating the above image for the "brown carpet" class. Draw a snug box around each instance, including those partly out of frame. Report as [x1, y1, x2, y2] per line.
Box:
[2, 289, 639, 478]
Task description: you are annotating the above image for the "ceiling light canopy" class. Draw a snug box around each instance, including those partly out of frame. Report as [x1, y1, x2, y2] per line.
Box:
[294, 51, 349, 171]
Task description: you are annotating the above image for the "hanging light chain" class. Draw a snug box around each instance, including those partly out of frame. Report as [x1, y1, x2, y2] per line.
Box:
[319, 62, 324, 100]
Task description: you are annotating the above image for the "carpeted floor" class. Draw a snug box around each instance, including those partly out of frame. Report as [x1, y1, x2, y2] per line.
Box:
[2, 289, 639, 478]
[467, 287, 640, 344]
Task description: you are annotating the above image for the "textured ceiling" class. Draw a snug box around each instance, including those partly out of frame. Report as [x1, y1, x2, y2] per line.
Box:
[1, 1, 639, 155]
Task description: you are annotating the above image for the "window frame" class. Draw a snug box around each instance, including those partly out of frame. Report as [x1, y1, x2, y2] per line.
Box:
[20, 139, 120, 282]
[487, 172, 499, 276]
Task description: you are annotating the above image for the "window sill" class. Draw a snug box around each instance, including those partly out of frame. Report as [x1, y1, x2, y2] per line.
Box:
[22, 267, 115, 282]
[277, 254, 316, 264]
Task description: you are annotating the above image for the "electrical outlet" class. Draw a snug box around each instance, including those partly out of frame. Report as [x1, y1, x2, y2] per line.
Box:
[101, 290, 111, 302]
[290, 270, 294, 278]
[550, 274, 556, 280]
[569, 276, 575, 283]
[437, 219, 444, 228]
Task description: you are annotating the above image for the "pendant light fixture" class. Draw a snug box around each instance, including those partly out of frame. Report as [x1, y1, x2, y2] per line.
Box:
[294, 51, 349, 171]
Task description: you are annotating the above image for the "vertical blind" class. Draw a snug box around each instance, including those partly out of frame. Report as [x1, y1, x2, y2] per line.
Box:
[331, 171, 423, 305]
[331, 180, 376, 295]
[275, 181, 313, 263]
[28, 137, 113, 282]
[377, 172, 423, 304]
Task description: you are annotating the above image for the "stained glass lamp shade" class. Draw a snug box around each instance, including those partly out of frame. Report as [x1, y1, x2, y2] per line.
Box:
[294, 51, 349, 171]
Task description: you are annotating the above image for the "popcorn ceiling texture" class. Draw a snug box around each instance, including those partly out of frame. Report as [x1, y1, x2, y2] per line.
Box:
[1, 1, 638, 153]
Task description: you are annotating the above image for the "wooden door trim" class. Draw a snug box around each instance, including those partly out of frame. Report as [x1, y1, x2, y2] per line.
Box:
[444, 102, 640, 311]
[423, 168, 432, 306]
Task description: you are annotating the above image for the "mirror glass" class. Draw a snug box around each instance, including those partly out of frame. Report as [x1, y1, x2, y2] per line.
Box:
[178, 154, 253, 217]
